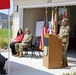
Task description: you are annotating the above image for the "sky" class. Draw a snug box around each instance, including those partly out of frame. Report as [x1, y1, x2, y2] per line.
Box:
[0, 0, 13, 15]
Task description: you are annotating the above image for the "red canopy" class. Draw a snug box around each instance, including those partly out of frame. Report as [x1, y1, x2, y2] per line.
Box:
[0, 0, 10, 9]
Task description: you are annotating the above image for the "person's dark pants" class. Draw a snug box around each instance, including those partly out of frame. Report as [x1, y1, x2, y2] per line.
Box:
[0, 54, 7, 72]
[0, 61, 5, 71]
[10, 42, 16, 55]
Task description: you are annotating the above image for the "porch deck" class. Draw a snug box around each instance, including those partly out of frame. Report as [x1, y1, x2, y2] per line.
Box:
[1, 49, 76, 75]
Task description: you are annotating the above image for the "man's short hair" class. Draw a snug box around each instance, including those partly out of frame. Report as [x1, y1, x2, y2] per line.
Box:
[25, 28, 30, 31]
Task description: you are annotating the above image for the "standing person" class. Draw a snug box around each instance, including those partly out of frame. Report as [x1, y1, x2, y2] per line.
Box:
[10, 28, 24, 55]
[15, 28, 33, 58]
[58, 18, 70, 67]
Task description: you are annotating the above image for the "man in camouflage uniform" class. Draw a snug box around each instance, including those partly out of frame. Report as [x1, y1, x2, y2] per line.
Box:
[58, 18, 70, 67]
[15, 28, 33, 58]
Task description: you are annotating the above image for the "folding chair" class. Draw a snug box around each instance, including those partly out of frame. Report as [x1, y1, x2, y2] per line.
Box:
[23, 37, 34, 58]
[32, 41, 43, 57]
[23, 38, 43, 58]
[24, 45, 34, 58]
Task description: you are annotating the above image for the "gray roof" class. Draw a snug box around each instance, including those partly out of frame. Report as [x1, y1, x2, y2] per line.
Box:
[0, 13, 12, 21]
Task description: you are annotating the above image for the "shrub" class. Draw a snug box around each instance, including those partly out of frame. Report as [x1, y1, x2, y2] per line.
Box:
[0, 39, 8, 49]
[63, 72, 76, 75]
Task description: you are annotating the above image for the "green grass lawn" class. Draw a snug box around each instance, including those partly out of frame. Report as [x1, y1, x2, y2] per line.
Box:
[0, 29, 12, 48]
[0, 29, 12, 39]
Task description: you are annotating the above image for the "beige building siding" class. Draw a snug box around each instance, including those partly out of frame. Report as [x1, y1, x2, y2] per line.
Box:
[52, 0, 74, 3]
[13, 12, 19, 39]
[14, 0, 76, 5]
[14, 0, 47, 5]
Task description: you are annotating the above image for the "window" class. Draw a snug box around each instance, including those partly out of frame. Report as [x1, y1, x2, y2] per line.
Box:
[58, 7, 68, 25]
[4, 22, 7, 29]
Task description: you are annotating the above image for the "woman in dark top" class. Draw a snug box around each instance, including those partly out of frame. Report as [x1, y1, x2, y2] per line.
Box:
[10, 28, 24, 55]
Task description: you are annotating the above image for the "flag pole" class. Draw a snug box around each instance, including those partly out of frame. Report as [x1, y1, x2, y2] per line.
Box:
[56, 7, 58, 35]
[45, 7, 48, 33]
[64, 6, 65, 9]
[54, 7, 58, 35]
[63, 6, 66, 19]
[51, 7, 54, 34]
[8, 9, 10, 75]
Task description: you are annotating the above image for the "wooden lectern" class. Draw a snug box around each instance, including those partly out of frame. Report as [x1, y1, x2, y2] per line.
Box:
[43, 34, 62, 69]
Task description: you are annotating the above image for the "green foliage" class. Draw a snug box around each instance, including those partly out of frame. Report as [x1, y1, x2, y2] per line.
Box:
[0, 29, 12, 38]
[10, 20, 12, 26]
[0, 29, 12, 48]
[0, 39, 8, 49]
[59, 13, 63, 20]
[63, 72, 76, 75]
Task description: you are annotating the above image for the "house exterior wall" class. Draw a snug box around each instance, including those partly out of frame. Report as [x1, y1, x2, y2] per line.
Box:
[69, 6, 76, 36]
[23, 8, 52, 43]
[14, 0, 75, 5]
[14, 0, 76, 5]
[23, 8, 45, 43]
[14, 0, 47, 5]
[52, 0, 74, 3]
[12, 12, 19, 39]
[0, 21, 8, 29]
[3, 21, 8, 29]
[13, 0, 76, 39]
[0, 22, 2, 28]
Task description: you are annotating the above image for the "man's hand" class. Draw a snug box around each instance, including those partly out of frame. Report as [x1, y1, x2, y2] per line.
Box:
[13, 39, 16, 42]
[21, 41, 24, 44]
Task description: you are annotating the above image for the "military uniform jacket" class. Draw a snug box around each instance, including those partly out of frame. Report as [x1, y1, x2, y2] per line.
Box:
[58, 25, 70, 44]
[22, 34, 33, 46]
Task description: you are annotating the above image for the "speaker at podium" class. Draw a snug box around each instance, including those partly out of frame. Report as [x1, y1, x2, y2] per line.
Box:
[43, 34, 62, 69]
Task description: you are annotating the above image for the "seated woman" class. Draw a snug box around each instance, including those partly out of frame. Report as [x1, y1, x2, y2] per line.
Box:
[10, 28, 24, 55]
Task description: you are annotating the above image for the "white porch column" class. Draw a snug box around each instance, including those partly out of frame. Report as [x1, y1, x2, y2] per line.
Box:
[19, 7, 23, 30]
[13, 11, 19, 39]
[13, 6, 24, 39]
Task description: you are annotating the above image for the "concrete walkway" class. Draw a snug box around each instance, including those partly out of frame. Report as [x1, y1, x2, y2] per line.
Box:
[1, 49, 76, 75]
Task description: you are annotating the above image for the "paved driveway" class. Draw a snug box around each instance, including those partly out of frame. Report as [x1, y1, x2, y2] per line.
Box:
[1, 49, 76, 75]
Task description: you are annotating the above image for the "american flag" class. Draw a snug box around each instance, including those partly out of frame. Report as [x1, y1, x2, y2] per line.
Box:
[39, 16, 47, 50]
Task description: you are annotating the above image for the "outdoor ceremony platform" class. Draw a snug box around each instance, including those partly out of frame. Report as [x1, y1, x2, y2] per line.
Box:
[1, 49, 76, 75]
